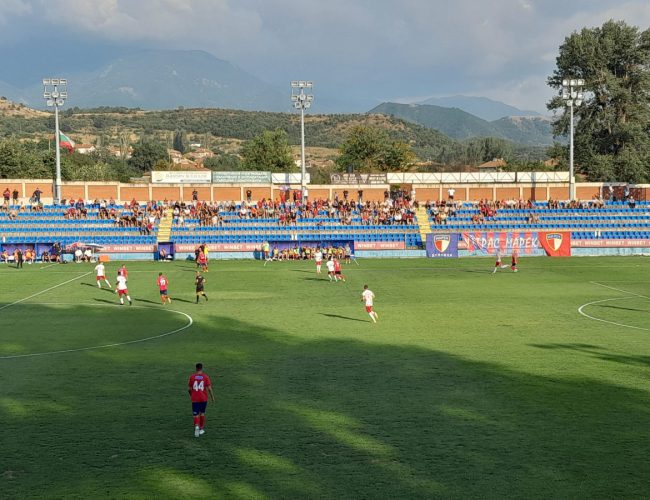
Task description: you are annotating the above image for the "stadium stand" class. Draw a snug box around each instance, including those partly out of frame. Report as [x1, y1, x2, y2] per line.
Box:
[426, 199, 650, 240]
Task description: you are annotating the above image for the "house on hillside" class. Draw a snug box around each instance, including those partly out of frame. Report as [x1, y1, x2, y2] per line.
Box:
[168, 149, 183, 164]
[477, 158, 507, 172]
[76, 144, 96, 155]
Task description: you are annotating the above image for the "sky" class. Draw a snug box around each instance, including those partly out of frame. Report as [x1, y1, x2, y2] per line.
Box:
[0, 0, 649, 113]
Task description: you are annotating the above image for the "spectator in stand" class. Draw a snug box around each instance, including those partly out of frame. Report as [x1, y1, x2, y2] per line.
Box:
[628, 195, 636, 209]
[32, 187, 42, 203]
[1, 249, 9, 263]
[447, 187, 455, 200]
[12, 188, 19, 205]
[41, 250, 50, 262]
[3, 188, 10, 207]
[192, 189, 199, 202]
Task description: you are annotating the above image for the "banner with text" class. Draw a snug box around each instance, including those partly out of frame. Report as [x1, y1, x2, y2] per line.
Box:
[355, 241, 405, 250]
[151, 171, 212, 184]
[426, 233, 459, 258]
[572, 238, 650, 248]
[212, 171, 271, 184]
[460, 231, 571, 257]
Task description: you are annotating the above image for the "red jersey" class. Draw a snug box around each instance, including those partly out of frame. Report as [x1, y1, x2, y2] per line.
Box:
[334, 260, 341, 272]
[119, 266, 128, 278]
[198, 253, 207, 264]
[188, 372, 212, 402]
[157, 276, 168, 291]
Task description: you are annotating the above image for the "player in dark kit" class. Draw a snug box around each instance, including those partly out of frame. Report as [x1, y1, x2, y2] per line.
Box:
[188, 363, 216, 437]
[195, 271, 208, 303]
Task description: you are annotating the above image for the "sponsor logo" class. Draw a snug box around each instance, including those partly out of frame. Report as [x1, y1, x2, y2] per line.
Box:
[434, 235, 450, 253]
[546, 233, 563, 252]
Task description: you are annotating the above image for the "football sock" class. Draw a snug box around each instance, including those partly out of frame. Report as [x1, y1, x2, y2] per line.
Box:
[204, 295, 208, 301]
[193, 416, 200, 426]
[196, 296, 199, 303]
[97, 282, 101, 288]
[199, 415, 205, 428]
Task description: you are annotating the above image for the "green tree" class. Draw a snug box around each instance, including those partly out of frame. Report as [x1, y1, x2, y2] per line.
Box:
[547, 20, 650, 182]
[128, 141, 167, 173]
[241, 129, 295, 172]
[336, 125, 415, 172]
[203, 152, 243, 171]
[173, 130, 187, 154]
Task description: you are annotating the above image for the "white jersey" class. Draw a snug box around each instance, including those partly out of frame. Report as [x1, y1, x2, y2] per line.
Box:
[362, 289, 375, 306]
[326, 260, 335, 272]
[94, 264, 105, 276]
[116, 275, 128, 291]
[315, 251, 323, 262]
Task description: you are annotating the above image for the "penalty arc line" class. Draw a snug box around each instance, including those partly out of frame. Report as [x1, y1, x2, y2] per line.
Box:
[0, 303, 193, 359]
[0, 271, 92, 312]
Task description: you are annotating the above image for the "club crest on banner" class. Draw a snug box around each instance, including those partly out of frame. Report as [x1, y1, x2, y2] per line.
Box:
[434, 235, 450, 253]
[546, 233, 563, 252]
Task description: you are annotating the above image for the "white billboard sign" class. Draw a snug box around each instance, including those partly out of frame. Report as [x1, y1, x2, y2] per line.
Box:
[151, 171, 212, 184]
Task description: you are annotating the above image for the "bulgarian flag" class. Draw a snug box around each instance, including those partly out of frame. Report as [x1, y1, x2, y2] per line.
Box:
[59, 132, 75, 152]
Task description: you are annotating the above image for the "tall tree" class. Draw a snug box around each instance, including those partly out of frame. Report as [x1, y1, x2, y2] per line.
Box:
[241, 129, 295, 172]
[547, 20, 650, 182]
[336, 125, 415, 172]
[173, 130, 187, 154]
[128, 141, 167, 173]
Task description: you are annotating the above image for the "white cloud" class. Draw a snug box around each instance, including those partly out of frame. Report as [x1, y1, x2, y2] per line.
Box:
[0, 0, 32, 24]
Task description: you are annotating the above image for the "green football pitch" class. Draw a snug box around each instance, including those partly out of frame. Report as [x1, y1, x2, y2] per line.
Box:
[1, 257, 649, 499]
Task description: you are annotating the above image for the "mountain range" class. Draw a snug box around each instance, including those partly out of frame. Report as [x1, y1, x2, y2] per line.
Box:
[0, 49, 289, 112]
[368, 102, 554, 146]
[417, 95, 540, 121]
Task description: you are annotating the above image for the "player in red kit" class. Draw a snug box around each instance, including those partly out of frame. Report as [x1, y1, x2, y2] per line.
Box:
[188, 363, 216, 437]
[157, 272, 172, 304]
[333, 258, 346, 282]
[511, 250, 519, 272]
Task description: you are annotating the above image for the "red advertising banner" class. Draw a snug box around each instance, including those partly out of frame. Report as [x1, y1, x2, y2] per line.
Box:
[572, 239, 650, 248]
[538, 232, 572, 257]
[100, 244, 155, 253]
[354, 241, 406, 250]
[174, 243, 260, 252]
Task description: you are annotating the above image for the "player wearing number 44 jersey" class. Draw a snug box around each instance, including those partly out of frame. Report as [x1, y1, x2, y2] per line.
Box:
[188, 363, 216, 437]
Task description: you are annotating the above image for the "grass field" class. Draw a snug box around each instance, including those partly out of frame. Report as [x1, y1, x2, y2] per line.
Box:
[1, 256, 650, 499]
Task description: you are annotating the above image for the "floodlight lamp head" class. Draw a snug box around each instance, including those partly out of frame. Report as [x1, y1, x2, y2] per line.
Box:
[574, 99, 583, 107]
[304, 102, 311, 109]
[59, 79, 67, 86]
[291, 81, 299, 87]
[291, 95, 298, 101]
[306, 95, 314, 101]
[306, 81, 313, 88]
[43, 92, 51, 99]
[577, 79, 584, 86]
[293, 102, 301, 109]
[298, 80, 306, 87]
[43, 78, 51, 86]
[570, 79, 577, 86]
[562, 79, 568, 87]
[46, 99, 54, 107]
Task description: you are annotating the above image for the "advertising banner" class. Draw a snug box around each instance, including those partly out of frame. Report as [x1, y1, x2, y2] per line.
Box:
[460, 231, 571, 257]
[354, 241, 405, 250]
[572, 239, 650, 248]
[426, 233, 459, 258]
[100, 244, 155, 253]
[151, 171, 212, 184]
[175, 243, 260, 252]
[212, 171, 271, 184]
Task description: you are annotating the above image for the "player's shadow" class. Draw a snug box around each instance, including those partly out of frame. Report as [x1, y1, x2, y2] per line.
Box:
[596, 304, 649, 313]
[133, 298, 159, 304]
[81, 283, 114, 292]
[171, 298, 194, 303]
[291, 269, 313, 274]
[302, 277, 326, 281]
[93, 298, 117, 305]
[319, 313, 368, 323]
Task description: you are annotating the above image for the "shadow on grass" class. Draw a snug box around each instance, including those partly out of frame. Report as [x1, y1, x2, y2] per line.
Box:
[319, 313, 368, 323]
[2, 312, 650, 498]
[596, 304, 649, 313]
[81, 283, 114, 293]
[529, 343, 650, 367]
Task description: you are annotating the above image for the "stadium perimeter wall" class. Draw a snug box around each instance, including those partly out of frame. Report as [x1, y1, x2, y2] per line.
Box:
[1, 179, 647, 204]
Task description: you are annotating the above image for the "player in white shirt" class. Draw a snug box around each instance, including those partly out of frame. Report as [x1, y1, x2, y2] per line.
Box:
[115, 274, 132, 305]
[314, 249, 323, 274]
[94, 262, 112, 288]
[492, 249, 509, 274]
[325, 257, 335, 281]
[361, 285, 378, 323]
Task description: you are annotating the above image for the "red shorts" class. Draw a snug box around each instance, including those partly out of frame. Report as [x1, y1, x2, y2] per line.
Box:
[495, 261, 501, 267]
[118, 289, 128, 296]
[316, 260, 322, 265]
[96, 275, 105, 280]
[365, 305, 373, 313]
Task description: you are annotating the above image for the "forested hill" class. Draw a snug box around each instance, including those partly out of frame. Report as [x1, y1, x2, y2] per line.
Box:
[0, 102, 548, 165]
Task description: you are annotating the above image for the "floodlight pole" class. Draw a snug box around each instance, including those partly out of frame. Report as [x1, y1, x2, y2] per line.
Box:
[561, 78, 584, 201]
[43, 78, 68, 205]
[291, 81, 314, 204]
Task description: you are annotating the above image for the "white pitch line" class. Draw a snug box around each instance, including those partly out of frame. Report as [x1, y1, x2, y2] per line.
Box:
[590, 281, 650, 300]
[0, 303, 193, 359]
[577, 281, 650, 331]
[0, 272, 92, 312]
[39, 263, 57, 270]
